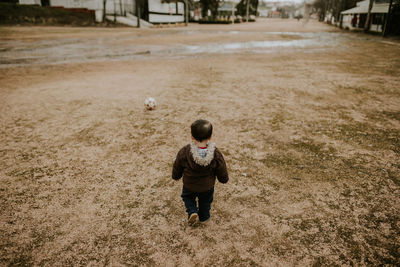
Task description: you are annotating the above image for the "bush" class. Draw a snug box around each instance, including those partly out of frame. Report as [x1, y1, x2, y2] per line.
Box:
[0, 3, 96, 25]
[198, 19, 232, 24]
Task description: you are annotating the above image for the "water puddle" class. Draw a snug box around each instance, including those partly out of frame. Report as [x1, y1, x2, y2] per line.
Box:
[0, 31, 342, 67]
[182, 39, 316, 54]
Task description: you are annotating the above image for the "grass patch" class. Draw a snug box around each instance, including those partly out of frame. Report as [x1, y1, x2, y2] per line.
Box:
[336, 84, 400, 98]
[316, 120, 400, 154]
[367, 110, 400, 123]
[258, 137, 382, 182]
[269, 111, 287, 131]
[6, 163, 66, 180]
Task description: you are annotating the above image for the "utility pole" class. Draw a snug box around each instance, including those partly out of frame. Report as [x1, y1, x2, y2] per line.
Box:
[103, 0, 107, 22]
[364, 0, 374, 32]
[246, 0, 250, 22]
[232, 1, 235, 24]
[137, 5, 140, 28]
[339, 0, 345, 29]
[185, 0, 189, 26]
[383, 0, 393, 37]
[114, 0, 117, 22]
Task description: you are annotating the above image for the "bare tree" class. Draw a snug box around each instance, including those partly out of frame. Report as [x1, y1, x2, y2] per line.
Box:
[314, 0, 358, 23]
[199, 0, 220, 19]
[237, 0, 259, 18]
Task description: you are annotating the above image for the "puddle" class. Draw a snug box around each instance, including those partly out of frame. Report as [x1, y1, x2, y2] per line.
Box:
[156, 32, 341, 55]
[182, 39, 317, 54]
[0, 31, 343, 68]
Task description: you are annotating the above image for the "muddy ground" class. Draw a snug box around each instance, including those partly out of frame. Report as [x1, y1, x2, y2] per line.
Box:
[0, 19, 399, 266]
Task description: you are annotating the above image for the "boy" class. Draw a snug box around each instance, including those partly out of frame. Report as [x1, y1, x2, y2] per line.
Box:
[172, 119, 229, 225]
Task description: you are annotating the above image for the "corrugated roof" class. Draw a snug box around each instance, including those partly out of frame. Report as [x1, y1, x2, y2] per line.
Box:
[341, 5, 367, 14]
[371, 3, 389, 13]
[341, 1, 389, 14]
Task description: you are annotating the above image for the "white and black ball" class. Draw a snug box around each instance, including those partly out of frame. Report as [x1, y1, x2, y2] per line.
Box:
[144, 97, 156, 110]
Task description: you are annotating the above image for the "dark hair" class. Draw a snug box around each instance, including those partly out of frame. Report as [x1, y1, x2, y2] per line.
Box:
[191, 119, 213, 142]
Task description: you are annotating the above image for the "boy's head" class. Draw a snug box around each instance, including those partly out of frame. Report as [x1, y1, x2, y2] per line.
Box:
[191, 119, 213, 142]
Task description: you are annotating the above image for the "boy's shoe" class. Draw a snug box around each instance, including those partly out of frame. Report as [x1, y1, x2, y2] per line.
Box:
[188, 213, 199, 225]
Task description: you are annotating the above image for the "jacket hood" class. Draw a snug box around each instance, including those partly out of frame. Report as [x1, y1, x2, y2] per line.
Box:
[190, 141, 216, 167]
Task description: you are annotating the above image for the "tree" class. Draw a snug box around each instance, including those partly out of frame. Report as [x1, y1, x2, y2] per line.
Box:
[236, 0, 259, 18]
[313, 0, 358, 22]
[313, 0, 328, 21]
[364, 0, 374, 31]
[385, 0, 400, 35]
[200, 0, 220, 19]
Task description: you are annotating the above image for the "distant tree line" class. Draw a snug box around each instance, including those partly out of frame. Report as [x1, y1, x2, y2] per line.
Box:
[313, 0, 358, 22]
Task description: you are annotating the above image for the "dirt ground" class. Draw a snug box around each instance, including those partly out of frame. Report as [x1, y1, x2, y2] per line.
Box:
[1, 19, 399, 266]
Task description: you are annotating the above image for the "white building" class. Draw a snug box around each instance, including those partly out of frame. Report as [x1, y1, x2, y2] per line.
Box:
[341, 0, 390, 32]
[19, 0, 185, 25]
[148, 0, 184, 24]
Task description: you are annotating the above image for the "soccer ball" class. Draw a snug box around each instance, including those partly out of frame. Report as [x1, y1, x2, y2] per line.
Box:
[144, 97, 156, 110]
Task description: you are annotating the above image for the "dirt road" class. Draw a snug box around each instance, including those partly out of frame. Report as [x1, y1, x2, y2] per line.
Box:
[1, 19, 399, 266]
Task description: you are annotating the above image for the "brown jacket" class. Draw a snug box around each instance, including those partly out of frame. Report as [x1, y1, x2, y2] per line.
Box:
[172, 142, 229, 192]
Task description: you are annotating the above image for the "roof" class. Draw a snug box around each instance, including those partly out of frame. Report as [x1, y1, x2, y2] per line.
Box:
[341, 0, 389, 14]
[371, 3, 390, 13]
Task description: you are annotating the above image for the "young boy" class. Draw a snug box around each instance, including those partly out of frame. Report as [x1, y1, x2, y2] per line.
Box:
[172, 119, 229, 225]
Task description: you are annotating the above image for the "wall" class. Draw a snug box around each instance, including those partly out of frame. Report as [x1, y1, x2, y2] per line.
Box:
[19, 0, 41, 5]
[148, 0, 184, 23]
[19, 0, 184, 23]
[149, 13, 184, 23]
[50, 0, 99, 9]
[105, 0, 135, 15]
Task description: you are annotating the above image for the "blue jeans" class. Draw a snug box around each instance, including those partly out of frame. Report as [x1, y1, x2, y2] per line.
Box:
[181, 187, 214, 222]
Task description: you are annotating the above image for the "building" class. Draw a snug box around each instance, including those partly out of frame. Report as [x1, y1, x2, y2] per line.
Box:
[269, 11, 281, 18]
[258, 9, 269, 17]
[340, 0, 390, 32]
[257, 0, 302, 19]
[147, 0, 184, 24]
[18, 0, 185, 25]
[217, 1, 237, 20]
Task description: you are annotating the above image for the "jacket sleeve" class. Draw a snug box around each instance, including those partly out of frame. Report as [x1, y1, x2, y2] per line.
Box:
[172, 148, 185, 180]
[215, 148, 229, 183]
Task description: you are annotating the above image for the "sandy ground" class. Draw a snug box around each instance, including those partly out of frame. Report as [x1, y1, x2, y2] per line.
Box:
[1, 19, 400, 266]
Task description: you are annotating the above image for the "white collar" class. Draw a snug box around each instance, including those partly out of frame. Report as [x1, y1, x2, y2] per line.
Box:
[190, 141, 216, 166]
